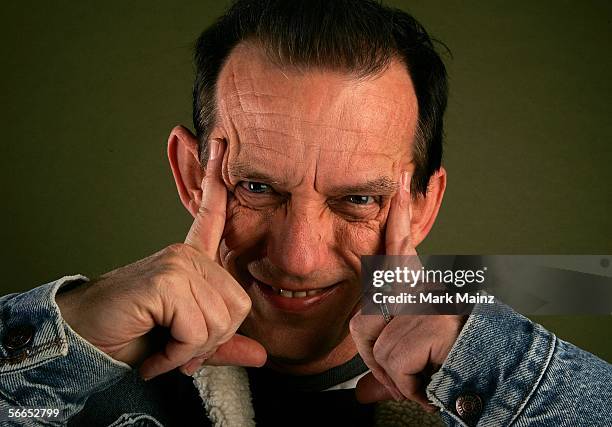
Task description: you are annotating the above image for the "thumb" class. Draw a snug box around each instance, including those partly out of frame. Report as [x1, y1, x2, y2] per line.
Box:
[205, 334, 267, 367]
[180, 334, 267, 374]
[185, 139, 227, 259]
[355, 372, 395, 403]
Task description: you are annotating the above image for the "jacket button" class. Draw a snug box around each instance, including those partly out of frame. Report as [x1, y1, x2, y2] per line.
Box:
[3, 324, 35, 351]
[455, 393, 483, 422]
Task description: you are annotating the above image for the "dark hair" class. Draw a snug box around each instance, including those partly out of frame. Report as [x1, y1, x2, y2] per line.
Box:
[193, 0, 448, 197]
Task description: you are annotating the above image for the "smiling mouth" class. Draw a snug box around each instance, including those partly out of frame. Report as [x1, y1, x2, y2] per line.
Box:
[253, 279, 339, 309]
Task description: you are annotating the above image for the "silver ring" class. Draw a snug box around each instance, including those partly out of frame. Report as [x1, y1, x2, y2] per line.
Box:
[379, 302, 393, 324]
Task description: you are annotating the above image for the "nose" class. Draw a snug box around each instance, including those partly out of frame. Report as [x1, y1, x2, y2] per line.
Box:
[266, 202, 332, 280]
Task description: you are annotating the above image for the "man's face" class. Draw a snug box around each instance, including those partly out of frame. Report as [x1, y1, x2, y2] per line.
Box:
[212, 44, 418, 368]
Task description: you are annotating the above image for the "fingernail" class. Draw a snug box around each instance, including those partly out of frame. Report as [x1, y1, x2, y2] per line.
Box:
[401, 172, 410, 193]
[209, 140, 220, 160]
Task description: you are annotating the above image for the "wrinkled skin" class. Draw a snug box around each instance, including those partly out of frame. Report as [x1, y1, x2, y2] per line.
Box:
[220, 44, 415, 373]
[172, 43, 446, 374]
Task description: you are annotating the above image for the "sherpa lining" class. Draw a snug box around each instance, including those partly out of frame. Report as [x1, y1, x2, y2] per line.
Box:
[192, 366, 255, 427]
[192, 365, 443, 427]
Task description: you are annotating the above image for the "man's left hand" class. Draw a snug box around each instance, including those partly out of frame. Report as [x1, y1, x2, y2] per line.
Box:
[349, 172, 465, 412]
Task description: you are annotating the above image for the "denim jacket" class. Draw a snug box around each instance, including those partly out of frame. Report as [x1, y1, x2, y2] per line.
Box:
[0, 275, 610, 426]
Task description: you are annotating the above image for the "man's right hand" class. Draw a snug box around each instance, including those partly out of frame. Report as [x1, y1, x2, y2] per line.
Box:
[56, 140, 266, 380]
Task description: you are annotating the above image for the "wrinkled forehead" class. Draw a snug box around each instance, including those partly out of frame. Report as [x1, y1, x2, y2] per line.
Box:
[214, 43, 418, 172]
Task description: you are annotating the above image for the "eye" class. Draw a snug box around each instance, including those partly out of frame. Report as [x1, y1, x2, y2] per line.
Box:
[345, 195, 375, 205]
[235, 180, 282, 209]
[328, 194, 383, 221]
[240, 181, 272, 194]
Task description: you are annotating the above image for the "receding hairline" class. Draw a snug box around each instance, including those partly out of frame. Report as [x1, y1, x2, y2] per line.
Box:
[221, 38, 410, 85]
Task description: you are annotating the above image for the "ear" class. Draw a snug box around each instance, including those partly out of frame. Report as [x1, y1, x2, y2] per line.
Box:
[410, 167, 447, 247]
[167, 125, 203, 218]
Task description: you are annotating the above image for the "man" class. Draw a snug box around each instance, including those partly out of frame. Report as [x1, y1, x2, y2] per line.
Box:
[1, 1, 610, 426]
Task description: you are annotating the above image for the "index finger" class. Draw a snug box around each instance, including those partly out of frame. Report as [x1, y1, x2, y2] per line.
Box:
[185, 139, 227, 258]
[385, 171, 416, 256]
[350, 314, 404, 401]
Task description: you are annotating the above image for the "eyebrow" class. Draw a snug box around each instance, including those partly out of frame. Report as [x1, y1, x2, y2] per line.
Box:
[329, 177, 398, 196]
[228, 161, 282, 184]
[228, 161, 398, 195]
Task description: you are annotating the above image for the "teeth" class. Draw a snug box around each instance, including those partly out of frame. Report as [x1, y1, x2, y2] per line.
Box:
[279, 289, 293, 297]
[276, 288, 324, 298]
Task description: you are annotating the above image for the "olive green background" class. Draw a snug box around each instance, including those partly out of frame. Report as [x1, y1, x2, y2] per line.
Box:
[1, 1, 610, 361]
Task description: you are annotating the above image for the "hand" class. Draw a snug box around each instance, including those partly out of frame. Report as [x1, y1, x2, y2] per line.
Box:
[57, 140, 266, 380]
[349, 172, 464, 411]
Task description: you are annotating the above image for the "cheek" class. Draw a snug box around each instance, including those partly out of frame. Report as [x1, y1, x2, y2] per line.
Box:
[332, 199, 392, 272]
[220, 199, 271, 260]
[333, 217, 385, 271]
